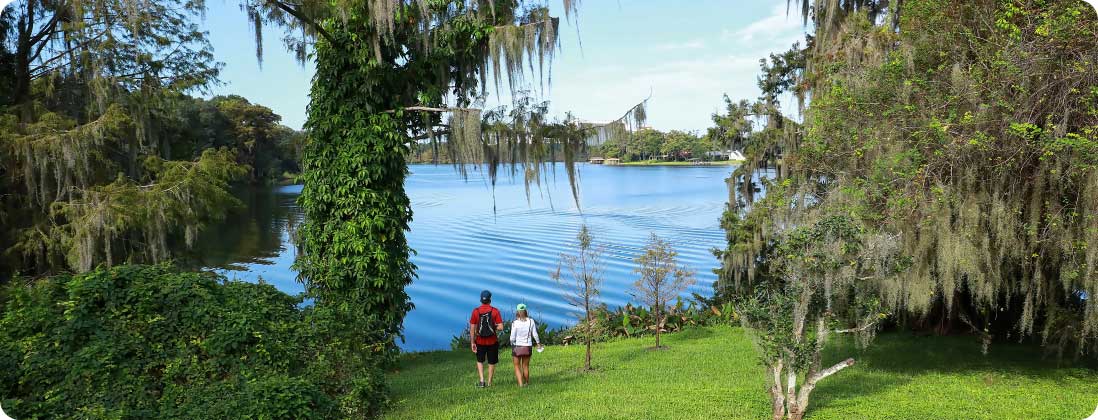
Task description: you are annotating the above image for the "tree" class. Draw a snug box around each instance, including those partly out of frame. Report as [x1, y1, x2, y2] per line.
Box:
[733, 215, 899, 420]
[551, 225, 606, 371]
[632, 233, 696, 349]
[0, 0, 240, 278]
[660, 130, 700, 161]
[629, 128, 664, 161]
[212, 95, 285, 183]
[242, 1, 649, 368]
[719, 2, 1098, 417]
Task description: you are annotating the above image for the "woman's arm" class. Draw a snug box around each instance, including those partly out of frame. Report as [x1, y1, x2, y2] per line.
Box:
[531, 319, 541, 345]
[509, 320, 517, 345]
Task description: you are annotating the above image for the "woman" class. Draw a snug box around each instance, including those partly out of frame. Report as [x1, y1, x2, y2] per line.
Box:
[509, 303, 543, 387]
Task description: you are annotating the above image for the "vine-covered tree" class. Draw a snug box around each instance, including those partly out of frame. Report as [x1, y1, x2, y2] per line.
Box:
[239, 0, 648, 366]
[219, 3, 652, 415]
[552, 225, 605, 371]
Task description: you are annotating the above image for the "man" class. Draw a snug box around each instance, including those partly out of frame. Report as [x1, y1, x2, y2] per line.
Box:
[469, 289, 503, 388]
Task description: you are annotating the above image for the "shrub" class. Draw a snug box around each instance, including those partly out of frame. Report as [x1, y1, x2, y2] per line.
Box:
[450, 318, 571, 351]
[0, 265, 386, 419]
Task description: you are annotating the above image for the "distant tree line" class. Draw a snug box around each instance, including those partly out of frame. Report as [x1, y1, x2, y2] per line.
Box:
[596, 128, 718, 162]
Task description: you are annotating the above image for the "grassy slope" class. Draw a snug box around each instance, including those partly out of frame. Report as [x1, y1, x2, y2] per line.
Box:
[386, 327, 1098, 419]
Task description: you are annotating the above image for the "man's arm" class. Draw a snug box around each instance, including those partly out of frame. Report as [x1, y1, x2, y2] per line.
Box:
[469, 324, 477, 353]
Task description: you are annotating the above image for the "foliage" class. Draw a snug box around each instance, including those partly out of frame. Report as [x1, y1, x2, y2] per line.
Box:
[390, 327, 1098, 419]
[448, 298, 735, 352]
[290, 0, 640, 373]
[718, 0, 1098, 417]
[0, 265, 390, 419]
[0, 2, 299, 279]
[449, 318, 570, 351]
[734, 215, 899, 420]
[551, 225, 606, 370]
[632, 233, 697, 349]
[598, 127, 718, 162]
[586, 299, 737, 341]
[723, 0, 1098, 352]
[210, 95, 303, 183]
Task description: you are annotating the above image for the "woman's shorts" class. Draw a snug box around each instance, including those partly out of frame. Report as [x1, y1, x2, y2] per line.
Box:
[512, 346, 532, 357]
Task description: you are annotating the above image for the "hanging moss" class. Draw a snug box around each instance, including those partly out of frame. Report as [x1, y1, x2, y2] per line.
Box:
[722, 0, 1098, 358]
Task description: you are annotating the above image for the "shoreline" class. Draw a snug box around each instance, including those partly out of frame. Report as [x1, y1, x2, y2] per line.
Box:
[614, 160, 742, 167]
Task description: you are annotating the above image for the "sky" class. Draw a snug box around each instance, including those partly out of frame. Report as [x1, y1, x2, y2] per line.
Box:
[199, 1, 809, 132]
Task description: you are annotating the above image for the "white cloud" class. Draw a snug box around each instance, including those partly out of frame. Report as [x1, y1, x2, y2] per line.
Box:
[723, 3, 804, 44]
[653, 39, 707, 51]
[548, 53, 767, 131]
[488, 2, 810, 132]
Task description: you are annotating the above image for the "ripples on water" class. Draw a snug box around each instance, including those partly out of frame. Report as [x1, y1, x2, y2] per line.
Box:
[201, 163, 735, 351]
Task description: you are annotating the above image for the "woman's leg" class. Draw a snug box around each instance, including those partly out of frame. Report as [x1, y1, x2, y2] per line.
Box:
[512, 354, 524, 386]
[521, 356, 531, 384]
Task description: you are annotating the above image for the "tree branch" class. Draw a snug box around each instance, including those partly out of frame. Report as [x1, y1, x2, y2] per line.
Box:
[806, 358, 855, 386]
[266, 0, 335, 45]
[833, 321, 877, 335]
[409, 129, 450, 141]
[579, 91, 652, 130]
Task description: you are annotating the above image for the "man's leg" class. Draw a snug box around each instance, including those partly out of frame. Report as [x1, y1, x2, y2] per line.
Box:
[486, 344, 499, 385]
[475, 344, 486, 386]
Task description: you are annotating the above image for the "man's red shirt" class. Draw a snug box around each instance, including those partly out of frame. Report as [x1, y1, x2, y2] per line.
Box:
[469, 304, 503, 346]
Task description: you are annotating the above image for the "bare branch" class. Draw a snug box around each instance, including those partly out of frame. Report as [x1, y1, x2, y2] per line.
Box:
[265, 0, 335, 45]
[833, 322, 878, 335]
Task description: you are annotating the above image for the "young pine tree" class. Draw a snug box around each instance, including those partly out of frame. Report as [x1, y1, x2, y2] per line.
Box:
[552, 225, 606, 371]
[632, 233, 696, 349]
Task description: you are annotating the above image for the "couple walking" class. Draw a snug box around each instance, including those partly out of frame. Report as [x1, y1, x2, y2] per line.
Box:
[469, 290, 544, 388]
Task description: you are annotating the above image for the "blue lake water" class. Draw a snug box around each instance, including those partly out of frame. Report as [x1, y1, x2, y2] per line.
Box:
[198, 163, 734, 351]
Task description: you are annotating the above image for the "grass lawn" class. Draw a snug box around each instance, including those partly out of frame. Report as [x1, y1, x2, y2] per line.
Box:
[617, 160, 742, 166]
[386, 327, 1098, 419]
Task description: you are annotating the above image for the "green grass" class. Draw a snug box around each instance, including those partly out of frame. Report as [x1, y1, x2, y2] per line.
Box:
[617, 160, 742, 166]
[386, 327, 1098, 419]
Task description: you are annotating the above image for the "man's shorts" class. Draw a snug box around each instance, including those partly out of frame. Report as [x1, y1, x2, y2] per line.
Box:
[475, 343, 499, 365]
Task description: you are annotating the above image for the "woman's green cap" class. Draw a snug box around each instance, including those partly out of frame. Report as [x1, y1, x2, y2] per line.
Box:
[516, 303, 527, 311]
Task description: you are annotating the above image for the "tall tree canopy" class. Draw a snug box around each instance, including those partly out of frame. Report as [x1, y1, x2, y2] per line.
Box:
[0, 0, 251, 278]
[720, 0, 1098, 374]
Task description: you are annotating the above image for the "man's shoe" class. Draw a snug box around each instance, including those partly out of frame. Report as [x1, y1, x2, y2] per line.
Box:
[476, 381, 485, 388]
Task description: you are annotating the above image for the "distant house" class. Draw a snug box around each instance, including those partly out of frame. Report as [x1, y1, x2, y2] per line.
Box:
[605, 158, 621, 165]
[589, 157, 605, 164]
[708, 150, 746, 161]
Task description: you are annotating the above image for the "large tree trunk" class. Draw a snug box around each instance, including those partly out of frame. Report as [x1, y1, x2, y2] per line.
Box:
[14, 0, 35, 122]
[768, 361, 786, 420]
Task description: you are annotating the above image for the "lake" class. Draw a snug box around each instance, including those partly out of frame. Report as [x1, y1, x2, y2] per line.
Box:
[194, 163, 734, 351]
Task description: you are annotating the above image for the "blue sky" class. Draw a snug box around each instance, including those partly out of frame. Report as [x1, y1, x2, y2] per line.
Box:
[200, 1, 808, 132]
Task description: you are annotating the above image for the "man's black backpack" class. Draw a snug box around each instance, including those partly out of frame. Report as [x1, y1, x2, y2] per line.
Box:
[476, 309, 496, 338]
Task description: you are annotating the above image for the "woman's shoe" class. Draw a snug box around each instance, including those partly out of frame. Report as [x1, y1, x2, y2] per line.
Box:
[476, 381, 485, 388]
